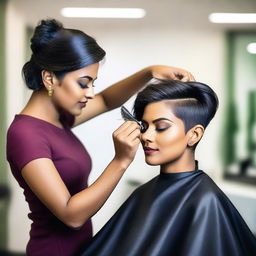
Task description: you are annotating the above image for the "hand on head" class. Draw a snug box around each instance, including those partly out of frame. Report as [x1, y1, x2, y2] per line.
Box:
[150, 65, 195, 82]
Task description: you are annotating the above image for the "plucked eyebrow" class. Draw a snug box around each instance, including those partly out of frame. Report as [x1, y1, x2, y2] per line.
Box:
[79, 75, 97, 81]
[142, 118, 174, 124]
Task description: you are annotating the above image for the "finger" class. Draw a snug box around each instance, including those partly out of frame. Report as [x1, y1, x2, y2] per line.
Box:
[173, 72, 186, 81]
[114, 121, 137, 135]
[127, 128, 141, 141]
[189, 73, 196, 81]
[166, 72, 176, 80]
[180, 75, 189, 82]
[131, 137, 141, 147]
[121, 123, 141, 138]
[114, 121, 140, 137]
[180, 72, 195, 82]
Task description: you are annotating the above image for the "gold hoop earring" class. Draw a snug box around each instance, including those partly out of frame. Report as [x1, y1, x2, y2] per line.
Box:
[48, 86, 53, 97]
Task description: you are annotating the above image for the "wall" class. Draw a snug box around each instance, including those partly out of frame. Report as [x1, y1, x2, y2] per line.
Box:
[220, 182, 256, 234]
[0, 0, 8, 250]
[5, 0, 30, 252]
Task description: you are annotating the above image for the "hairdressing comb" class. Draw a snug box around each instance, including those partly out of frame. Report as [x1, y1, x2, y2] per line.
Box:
[121, 106, 145, 132]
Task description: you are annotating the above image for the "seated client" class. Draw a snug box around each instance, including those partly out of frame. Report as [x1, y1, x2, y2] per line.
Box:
[81, 79, 256, 256]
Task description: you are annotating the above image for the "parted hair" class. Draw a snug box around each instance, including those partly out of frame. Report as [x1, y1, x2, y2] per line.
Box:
[22, 19, 106, 90]
[133, 79, 219, 132]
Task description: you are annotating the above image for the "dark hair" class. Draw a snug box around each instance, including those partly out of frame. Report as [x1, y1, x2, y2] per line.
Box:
[133, 79, 219, 132]
[22, 19, 106, 90]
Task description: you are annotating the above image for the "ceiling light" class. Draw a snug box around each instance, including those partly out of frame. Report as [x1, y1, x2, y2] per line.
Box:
[61, 8, 146, 19]
[209, 13, 256, 23]
[247, 43, 256, 54]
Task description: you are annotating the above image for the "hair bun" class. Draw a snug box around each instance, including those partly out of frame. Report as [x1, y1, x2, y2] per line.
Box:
[30, 19, 63, 53]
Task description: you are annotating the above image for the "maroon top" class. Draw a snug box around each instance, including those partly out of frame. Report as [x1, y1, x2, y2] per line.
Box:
[6, 114, 93, 256]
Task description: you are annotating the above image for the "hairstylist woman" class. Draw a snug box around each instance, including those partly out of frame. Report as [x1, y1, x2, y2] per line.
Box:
[6, 19, 194, 256]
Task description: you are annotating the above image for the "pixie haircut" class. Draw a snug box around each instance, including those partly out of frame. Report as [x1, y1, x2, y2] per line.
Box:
[22, 19, 106, 90]
[133, 79, 219, 132]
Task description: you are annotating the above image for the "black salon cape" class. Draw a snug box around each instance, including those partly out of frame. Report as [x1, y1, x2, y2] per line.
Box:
[81, 170, 256, 256]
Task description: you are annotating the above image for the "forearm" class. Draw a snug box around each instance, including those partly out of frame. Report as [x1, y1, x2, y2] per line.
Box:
[100, 66, 153, 110]
[99, 64, 194, 111]
[73, 65, 194, 125]
[64, 158, 129, 228]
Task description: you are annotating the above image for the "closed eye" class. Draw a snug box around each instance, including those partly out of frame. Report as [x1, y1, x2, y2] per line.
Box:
[78, 82, 95, 89]
[156, 126, 170, 132]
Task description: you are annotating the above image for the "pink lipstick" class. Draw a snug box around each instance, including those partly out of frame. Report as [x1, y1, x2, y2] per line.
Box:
[78, 101, 87, 108]
[143, 147, 159, 155]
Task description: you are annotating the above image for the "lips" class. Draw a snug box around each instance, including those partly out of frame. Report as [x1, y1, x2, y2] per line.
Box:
[143, 147, 159, 155]
[78, 101, 87, 108]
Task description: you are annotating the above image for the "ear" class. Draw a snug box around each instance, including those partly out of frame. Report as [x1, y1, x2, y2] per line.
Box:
[187, 125, 204, 147]
[41, 70, 56, 88]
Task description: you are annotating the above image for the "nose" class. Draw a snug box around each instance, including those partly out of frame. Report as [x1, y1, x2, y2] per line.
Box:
[84, 86, 95, 99]
[141, 127, 155, 143]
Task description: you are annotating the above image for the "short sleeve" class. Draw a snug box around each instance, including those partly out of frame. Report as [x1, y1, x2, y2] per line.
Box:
[7, 126, 52, 172]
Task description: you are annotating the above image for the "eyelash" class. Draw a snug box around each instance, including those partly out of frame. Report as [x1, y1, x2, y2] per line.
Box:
[141, 125, 170, 133]
[78, 82, 95, 89]
[156, 127, 170, 132]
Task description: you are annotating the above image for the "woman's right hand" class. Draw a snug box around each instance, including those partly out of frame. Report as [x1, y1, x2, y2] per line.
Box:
[112, 121, 141, 167]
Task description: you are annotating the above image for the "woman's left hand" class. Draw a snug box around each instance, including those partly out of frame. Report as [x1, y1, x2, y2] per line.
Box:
[150, 65, 195, 82]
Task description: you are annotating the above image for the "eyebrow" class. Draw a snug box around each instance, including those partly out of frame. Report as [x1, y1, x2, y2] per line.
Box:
[79, 75, 97, 81]
[142, 118, 174, 124]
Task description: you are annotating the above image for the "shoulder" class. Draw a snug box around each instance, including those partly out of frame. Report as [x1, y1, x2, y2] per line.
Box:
[7, 115, 51, 158]
[197, 172, 224, 195]
[7, 115, 52, 171]
[128, 175, 159, 198]
[8, 114, 41, 130]
[7, 115, 48, 142]
[192, 171, 233, 207]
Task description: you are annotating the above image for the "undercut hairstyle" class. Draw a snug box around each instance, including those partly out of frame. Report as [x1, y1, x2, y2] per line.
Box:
[133, 79, 219, 132]
[22, 19, 106, 90]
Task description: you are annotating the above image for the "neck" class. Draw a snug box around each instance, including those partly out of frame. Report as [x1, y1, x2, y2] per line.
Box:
[20, 89, 63, 128]
[160, 150, 196, 173]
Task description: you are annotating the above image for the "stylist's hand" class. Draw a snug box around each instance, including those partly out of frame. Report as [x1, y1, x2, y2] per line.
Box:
[150, 65, 195, 82]
[112, 121, 141, 167]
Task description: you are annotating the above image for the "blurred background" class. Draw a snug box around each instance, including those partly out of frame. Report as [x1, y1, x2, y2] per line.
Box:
[0, 0, 256, 255]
